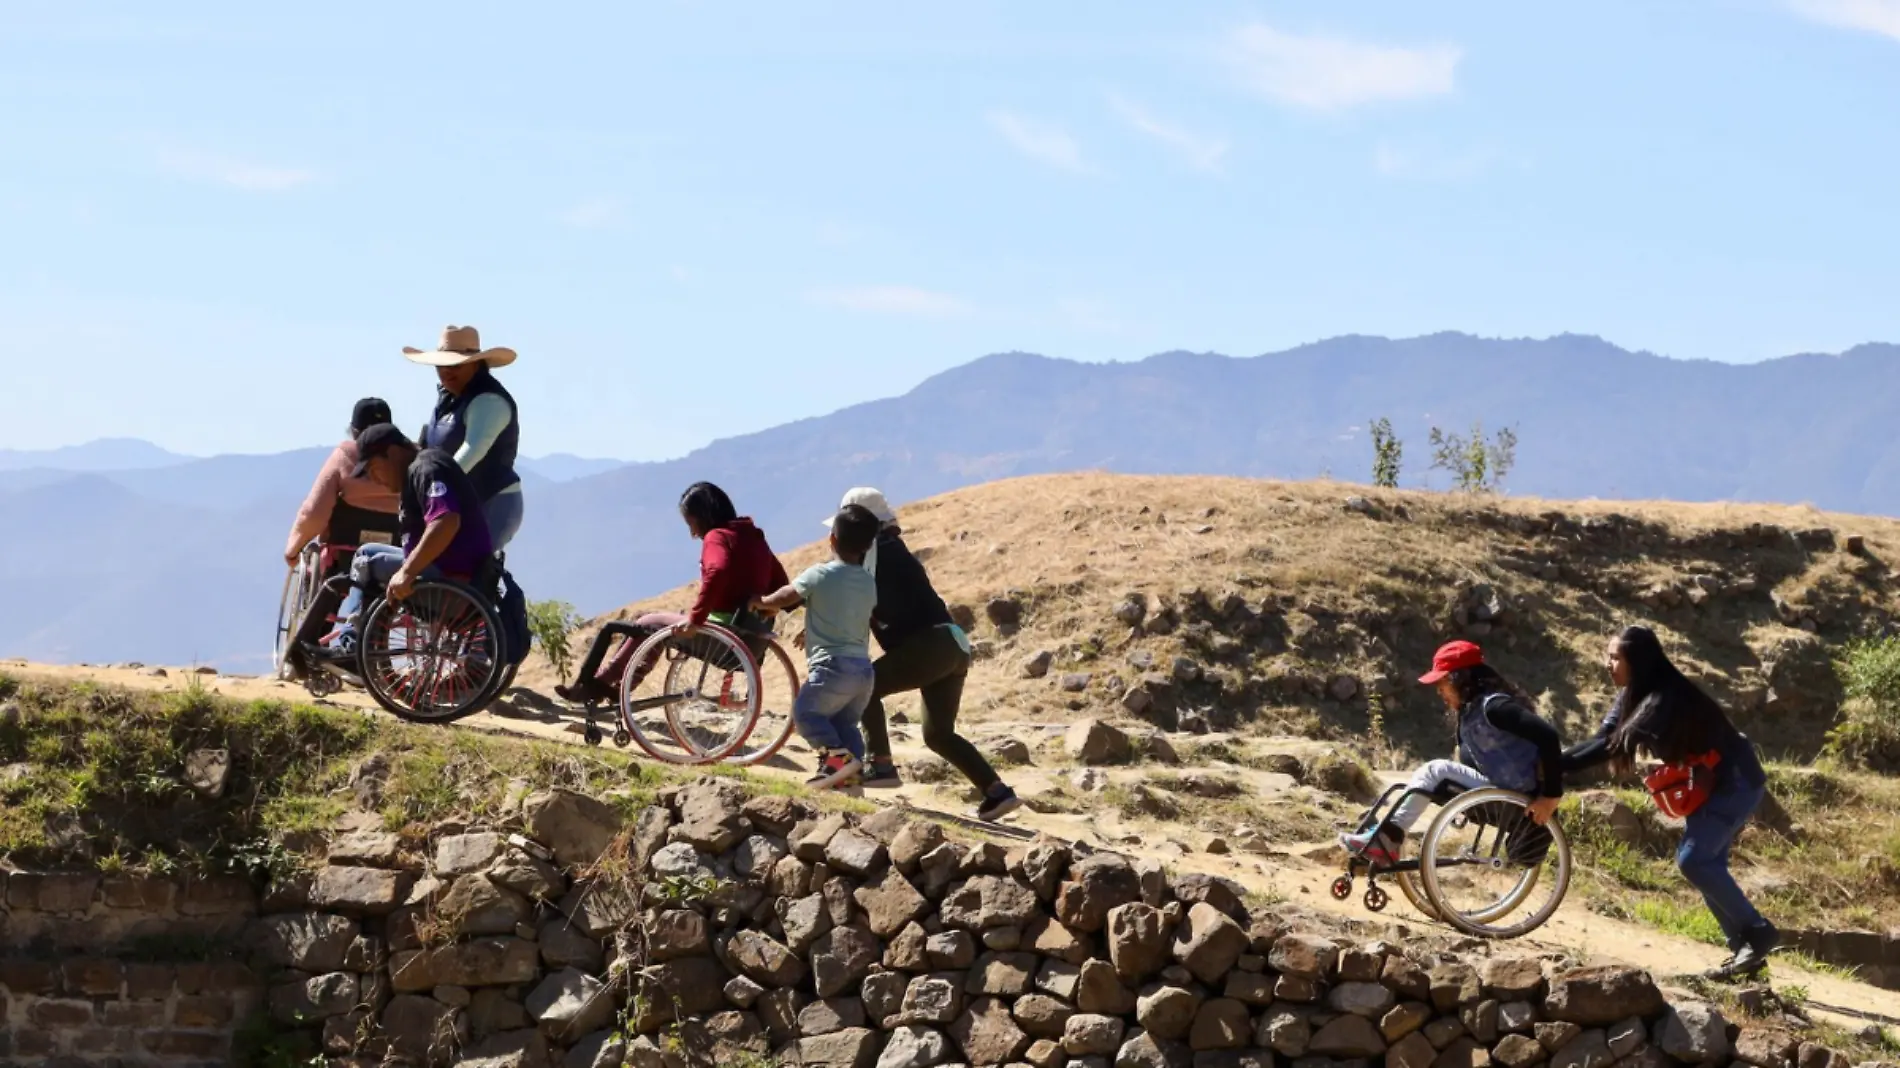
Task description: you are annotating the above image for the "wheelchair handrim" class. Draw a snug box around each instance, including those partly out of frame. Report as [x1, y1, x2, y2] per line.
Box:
[1419, 787, 1570, 939]
[359, 582, 505, 723]
[692, 635, 799, 766]
[617, 623, 762, 765]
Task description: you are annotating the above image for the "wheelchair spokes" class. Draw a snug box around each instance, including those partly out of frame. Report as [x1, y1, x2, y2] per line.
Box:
[360, 582, 506, 724]
[616, 624, 764, 765]
[1419, 788, 1569, 939]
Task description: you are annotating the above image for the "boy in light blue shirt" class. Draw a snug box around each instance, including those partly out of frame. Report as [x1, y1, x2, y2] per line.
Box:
[753, 503, 881, 787]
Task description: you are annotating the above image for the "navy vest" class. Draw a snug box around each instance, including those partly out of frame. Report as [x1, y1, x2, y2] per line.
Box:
[1458, 693, 1542, 794]
[421, 369, 520, 502]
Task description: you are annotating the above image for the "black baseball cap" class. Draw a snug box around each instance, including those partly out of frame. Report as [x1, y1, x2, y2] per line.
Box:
[351, 397, 393, 434]
[349, 423, 414, 478]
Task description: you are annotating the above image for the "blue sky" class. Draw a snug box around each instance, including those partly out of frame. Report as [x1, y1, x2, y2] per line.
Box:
[4, 1, 1898, 460]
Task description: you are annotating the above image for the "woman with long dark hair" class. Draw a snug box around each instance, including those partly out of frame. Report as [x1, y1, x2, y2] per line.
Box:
[557, 481, 788, 703]
[1339, 640, 1564, 863]
[1565, 625, 1778, 979]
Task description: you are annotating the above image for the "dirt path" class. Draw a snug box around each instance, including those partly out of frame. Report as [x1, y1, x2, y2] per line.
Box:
[11, 661, 1900, 1033]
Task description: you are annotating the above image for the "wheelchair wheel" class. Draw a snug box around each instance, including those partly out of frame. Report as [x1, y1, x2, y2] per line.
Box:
[273, 545, 320, 679]
[1391, 831, 1443, 923]
[705, 637, 799, 766]
[616, 624, 761, 764]
[1419, 787, 1570, 939]
[357, 580, 505, 723]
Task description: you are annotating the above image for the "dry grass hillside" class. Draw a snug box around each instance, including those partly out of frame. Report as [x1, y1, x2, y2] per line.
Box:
[522, 473, 1900, 762]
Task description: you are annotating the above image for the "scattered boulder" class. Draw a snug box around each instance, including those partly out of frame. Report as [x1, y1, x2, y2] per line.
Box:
[522, 790, 622, 869]
[1065, 719, 1132, 765]
[1544, 967, 1665, 1026]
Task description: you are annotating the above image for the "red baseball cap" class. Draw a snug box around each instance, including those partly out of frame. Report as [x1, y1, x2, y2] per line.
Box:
[1419, 640, 1484, 684]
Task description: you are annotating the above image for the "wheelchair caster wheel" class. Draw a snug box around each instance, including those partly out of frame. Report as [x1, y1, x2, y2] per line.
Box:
[583, 726, 602, 747]
[1363, 885, 1389, 912]
[1330, 875, 1353, 901]
[612, 729, 631, 749]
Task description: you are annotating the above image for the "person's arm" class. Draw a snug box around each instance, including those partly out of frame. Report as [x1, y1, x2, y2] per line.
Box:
[389, 512, 460, 600]
[286, 448, 345, 562]
[756, 564, 823, 615]
[753, 584, 803, 613]
[452, 392, 511, 473]
[1561, 695, 1624, 773]
[686, 530, 736, 627]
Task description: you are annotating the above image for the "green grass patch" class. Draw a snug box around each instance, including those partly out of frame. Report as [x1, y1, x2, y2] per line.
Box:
[0, 671, 776, 873]
[1629, 898, 1726, 946]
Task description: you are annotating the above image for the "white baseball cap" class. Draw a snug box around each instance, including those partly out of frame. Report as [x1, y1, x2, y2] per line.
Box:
[823, 486, 897, 527]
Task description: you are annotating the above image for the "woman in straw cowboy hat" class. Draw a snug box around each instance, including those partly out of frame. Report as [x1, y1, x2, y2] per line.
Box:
[404, 325, 525, 550]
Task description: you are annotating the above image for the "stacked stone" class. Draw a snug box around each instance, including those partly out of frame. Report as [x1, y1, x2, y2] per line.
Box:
[22, 779, 1881, 1068]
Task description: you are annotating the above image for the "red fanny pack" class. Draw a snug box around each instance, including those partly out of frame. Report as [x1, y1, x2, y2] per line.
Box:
[1644, 751, 1721, 818]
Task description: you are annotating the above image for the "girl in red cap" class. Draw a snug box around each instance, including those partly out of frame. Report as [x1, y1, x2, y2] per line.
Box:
[1338, 640, 1565, 864]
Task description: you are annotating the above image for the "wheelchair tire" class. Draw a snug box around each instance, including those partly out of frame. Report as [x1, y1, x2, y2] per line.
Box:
[357, 580, 507, 724]
[1391, 834, 1443, 923]
[273, 544, 321, 679]
[698, 636, 799, 767]
[616, 623, 761, 765]
[1418, 787, 1570, 939]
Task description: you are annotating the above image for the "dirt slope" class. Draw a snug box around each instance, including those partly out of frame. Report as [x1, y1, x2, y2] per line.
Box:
[523, 473, 1899, 759]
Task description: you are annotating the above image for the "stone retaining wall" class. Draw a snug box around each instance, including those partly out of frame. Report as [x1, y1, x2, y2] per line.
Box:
[3, 784, 1894, 1068]
[1784, 931, 1900, 992]
[0, 871, 264, 1065]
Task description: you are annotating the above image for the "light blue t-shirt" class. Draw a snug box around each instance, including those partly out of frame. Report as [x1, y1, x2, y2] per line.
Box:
[792, 558, 877, 666]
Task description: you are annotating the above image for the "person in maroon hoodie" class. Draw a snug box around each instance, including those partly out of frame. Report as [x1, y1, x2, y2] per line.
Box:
[557, 482, 789, 703]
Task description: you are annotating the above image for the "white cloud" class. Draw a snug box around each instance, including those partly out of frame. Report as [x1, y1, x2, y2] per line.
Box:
[808, 285, 970, 318]
[155, 146, 314, 191]
[1227, 23, 1461, 111]
[1107, 94, 1230, 174]
[1787, 0, 1900, 41]
[558, 197, 627, 230]
[988, 111, 1089, 173]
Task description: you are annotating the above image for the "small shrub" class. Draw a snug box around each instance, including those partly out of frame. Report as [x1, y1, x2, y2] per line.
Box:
[527, 599, 585, 684]
[1429, 421, 1518, 493]
[1826, 638, 1900, 770]
[1369, 417, 1403, 489]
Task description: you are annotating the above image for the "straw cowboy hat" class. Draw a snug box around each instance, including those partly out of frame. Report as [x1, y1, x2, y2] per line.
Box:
[401, 325, 517, 369]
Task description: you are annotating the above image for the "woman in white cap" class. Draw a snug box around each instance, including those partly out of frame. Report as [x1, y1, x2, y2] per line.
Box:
[837, 487, 1022, 821]
[403, 324, 525, 550]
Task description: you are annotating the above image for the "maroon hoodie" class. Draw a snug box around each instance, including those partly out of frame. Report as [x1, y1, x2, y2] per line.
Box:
[689, 518, 790, 626]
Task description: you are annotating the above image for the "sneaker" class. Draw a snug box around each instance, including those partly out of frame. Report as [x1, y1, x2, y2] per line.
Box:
[859, 760, 903, 788]
[555, 679, 616, 705]
[1710, 924, 1780, 980]
[303, 639, 355, 666]
[975, 786, 1023, 822]
[1339, 828, 1401, 867]
[807, 750, 863, 789]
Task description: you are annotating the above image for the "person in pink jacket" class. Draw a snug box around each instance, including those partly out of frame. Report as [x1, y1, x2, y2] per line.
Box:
[284, 398, 403, 564]
[282, 398, 403, 676]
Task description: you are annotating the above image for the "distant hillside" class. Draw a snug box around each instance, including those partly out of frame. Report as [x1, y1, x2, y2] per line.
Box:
[6, 332, 1900, 668]
[510, 333, 1900, 616]
[0, 438, 191, 472]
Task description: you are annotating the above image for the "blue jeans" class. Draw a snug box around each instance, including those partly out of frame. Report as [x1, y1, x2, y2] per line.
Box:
[1678, 776, 1769, 947]
[485, 490, 523, 552]
[333, 544, 438, 645]
[793, 657, 874, 760]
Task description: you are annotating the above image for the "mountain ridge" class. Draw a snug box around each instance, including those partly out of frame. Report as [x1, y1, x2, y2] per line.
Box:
[7, 330, 1900, 669]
